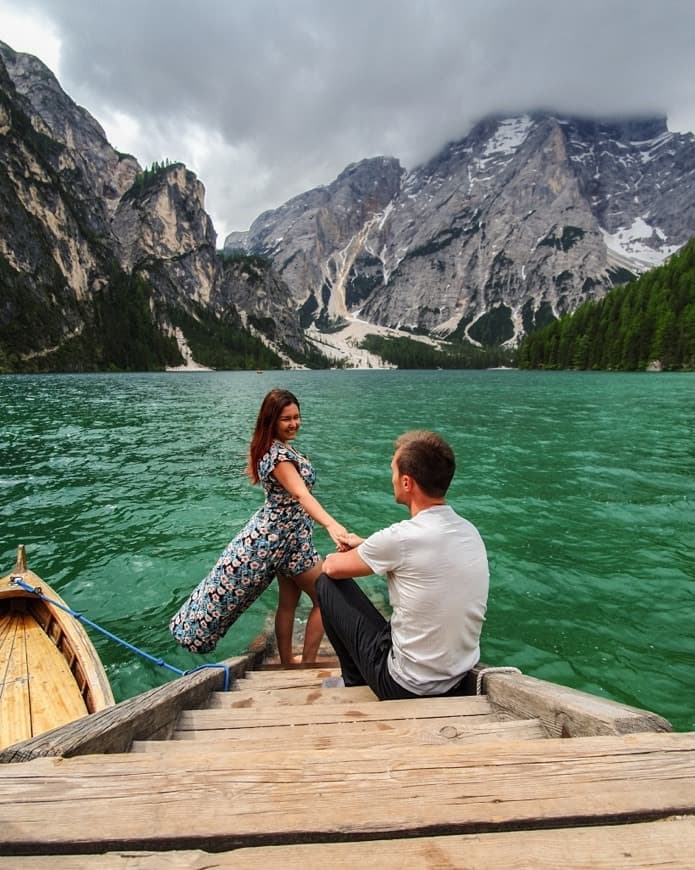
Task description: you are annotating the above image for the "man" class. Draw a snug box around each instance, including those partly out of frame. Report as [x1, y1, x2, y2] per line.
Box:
[317, 430, 489, 700]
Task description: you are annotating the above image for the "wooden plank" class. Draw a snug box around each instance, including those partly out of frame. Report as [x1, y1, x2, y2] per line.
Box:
[2, 817, 694, 868]
[172, 715, 539, 744]
[0, 732, 693, 853]
[478, 668, 672, 736]
[0, 655, 253, 762]
[258, 657, 341, 671]
[210, 685, 379, 707]
[134, 717, 547, 755]
[24, 612, 88, 734]
[0, 611, 13, 643]
[0, 614, 32, 749]
[237, 667, 341, 689]
[178, 695, 495, 731]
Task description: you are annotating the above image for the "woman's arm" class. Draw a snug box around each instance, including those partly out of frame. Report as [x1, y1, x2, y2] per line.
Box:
[272, 460, 348, 547]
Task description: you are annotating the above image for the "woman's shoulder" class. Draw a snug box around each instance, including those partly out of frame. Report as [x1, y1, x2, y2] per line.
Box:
[259, 440, 294, 473]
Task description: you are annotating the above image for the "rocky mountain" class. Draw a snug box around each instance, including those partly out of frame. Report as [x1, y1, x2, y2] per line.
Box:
[228, 114, 695, 346]
[2, 39, 694, 372]
[0, 42, 306, 372]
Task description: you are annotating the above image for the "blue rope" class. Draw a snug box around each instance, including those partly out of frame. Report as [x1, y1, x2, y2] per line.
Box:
[10, 576, 232, 690]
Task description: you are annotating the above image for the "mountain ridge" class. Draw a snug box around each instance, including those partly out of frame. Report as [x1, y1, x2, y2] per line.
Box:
[2, 39, 694, 371]
[228, 111, 695, 348]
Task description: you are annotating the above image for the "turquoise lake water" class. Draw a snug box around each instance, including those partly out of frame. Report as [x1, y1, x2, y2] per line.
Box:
[1, 369, 693, 730]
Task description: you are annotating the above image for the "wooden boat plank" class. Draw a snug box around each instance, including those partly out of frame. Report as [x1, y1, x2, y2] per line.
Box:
[0, 614, 32, 748]
[0, 612, 13, 643]
[24, 612, 88, 733]
[134, 717, 548, 755]
[2, 817, 694, 868]
[178, 695, 495, 730]
[0, 732, 693, 853]
[210, 685, 379, 707]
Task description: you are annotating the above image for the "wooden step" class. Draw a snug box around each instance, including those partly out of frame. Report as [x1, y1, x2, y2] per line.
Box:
[208, 684, 378, 707]
[255, 656, 340, 672]
[2, 816, 694, 868]
[176, 695, 496, 731]
[235, 666, 341, 689]
[134, 716, 547, 754]
[0, 732, 693, 854]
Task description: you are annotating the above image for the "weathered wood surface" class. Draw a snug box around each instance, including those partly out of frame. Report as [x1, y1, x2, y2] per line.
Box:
[0, 654, 255, 763]
[243, 660, 672, 737]
[2, 817, 694, 868]
[177, 695, 497, 730]
[240, 665, 341, 688]
[134, 716, 547, 754]
[211, 684, 379, 706]
[0, 732, 693, 854]
[477, 667, 672, 737]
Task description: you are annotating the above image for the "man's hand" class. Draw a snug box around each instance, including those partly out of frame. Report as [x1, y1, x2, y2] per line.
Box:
[336, 532, 364, 550]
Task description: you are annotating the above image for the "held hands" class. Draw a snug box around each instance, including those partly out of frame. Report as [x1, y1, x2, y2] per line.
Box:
[332, 529, 364, 552]
[326, 521, 351, 551]
[342, 532, 364, 549]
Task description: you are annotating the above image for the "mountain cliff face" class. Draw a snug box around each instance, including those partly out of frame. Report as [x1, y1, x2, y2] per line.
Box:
[228, 114, 695, 345]
[0, 42, 304, 371]
[229, 158, 405, 326]
[2, 39, 694, 371]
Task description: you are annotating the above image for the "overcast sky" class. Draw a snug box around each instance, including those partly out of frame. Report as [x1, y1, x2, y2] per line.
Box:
[2, 0, 694, 242]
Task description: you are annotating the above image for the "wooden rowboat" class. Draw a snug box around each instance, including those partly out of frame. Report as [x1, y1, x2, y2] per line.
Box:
[0, 545, 114, 750]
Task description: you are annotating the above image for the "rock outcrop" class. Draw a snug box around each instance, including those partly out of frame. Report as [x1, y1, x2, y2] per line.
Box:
[0, 41, 304, 371]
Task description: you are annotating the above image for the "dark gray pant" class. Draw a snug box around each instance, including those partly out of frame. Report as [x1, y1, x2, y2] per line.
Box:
[316, 573, 420, 700]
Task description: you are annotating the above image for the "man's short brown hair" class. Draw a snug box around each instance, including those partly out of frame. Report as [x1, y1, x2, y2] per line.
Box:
[394, 431, 456, 498]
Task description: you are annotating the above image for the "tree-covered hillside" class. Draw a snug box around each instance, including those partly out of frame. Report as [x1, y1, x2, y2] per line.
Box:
[518, 239, 695, 371]
[360, 334, 516, 369]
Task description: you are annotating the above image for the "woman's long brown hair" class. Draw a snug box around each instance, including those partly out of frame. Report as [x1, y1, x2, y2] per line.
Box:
[246, 389, 300, 483]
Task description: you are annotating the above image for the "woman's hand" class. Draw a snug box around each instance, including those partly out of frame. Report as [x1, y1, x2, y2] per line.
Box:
[340, 532, 365, 550]
[329, 528, 364, 552]
[326, 521, 350, 551]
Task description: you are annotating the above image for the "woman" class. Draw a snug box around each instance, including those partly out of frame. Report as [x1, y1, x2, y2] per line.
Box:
[170, 389, 347, 663]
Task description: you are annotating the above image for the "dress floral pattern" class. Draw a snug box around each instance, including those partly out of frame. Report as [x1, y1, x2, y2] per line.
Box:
[170, 440, 320, 653]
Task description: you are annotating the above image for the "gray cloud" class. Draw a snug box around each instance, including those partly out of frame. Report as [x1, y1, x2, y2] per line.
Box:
[9, 0, 695, 237]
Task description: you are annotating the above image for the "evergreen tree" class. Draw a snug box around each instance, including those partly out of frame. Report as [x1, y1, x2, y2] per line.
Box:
[518, 239, 695, 371]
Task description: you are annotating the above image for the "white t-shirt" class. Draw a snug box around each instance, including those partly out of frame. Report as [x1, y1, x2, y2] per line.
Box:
[358, 504, 489, 695]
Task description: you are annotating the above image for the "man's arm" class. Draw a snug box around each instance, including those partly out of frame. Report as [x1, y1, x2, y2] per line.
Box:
[322, 546, 372, 579]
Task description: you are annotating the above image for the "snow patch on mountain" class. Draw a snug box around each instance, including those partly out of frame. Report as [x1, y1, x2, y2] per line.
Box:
[601, 219, 681, 272]
[483, 115, 534, 156]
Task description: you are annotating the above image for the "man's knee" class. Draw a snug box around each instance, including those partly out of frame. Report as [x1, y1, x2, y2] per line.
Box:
[316, 572, 331, 606]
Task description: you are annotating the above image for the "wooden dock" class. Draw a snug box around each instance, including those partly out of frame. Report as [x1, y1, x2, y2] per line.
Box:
[0, 642, 693, 867]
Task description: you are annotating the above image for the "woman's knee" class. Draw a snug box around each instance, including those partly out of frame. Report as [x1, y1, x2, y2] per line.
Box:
[277, 574, 301, 608]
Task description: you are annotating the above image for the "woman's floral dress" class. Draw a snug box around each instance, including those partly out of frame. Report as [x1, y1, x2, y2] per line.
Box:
[170, 440, 320, 653]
